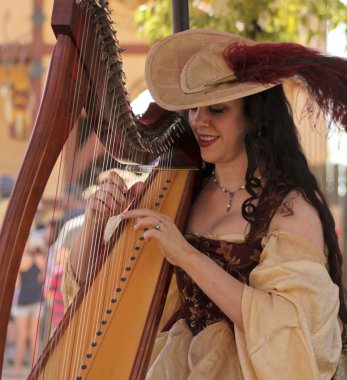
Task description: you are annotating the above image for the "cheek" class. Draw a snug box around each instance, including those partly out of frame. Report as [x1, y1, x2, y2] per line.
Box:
[188, 116, 198, 137]
[222, 122, 247, 148]
[188, 113, 194, 128]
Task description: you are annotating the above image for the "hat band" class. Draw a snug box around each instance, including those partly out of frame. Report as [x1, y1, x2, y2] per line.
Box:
[181, 73, 239, 95]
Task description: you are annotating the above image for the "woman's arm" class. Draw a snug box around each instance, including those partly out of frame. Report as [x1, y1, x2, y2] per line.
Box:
[121, 208, 246, 330]
[69, 171, 137, 285]
[181, 246, 245, 330]
[121, 191, 326, 333]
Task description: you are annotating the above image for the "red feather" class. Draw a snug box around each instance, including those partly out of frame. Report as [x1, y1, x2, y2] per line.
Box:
[223, 42, 347, 131]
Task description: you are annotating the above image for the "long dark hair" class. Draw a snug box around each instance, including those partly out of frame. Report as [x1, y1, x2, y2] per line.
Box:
[242, 84, 347, 345]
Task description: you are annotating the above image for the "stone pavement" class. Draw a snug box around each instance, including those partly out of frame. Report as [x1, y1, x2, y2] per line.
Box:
[2, 363, 30, 380]
[2, 345, 31, 380]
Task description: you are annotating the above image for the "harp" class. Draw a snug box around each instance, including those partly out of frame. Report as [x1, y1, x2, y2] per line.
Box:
[0, 0, 199, 378]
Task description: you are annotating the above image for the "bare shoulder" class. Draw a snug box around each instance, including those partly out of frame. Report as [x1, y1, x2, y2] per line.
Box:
[268, 190, 324, 250]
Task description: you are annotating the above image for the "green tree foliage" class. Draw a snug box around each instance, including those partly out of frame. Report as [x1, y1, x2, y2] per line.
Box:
[134, 0, 347, 43]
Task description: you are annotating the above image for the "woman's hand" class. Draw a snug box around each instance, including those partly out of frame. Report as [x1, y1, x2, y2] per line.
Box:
[85, 171, 144, 227]
[70, 171, 145, 284]
[122, 208, 245, 331]
[121, 208, 197, 268]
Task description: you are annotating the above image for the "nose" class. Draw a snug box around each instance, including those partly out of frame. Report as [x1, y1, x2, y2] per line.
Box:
[190, 107, 210, 129]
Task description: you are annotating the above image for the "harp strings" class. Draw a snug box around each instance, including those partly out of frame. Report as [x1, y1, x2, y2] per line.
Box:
[39, 2, 107, 375]
[66, 3, 151, 376]
[40, 2, 96, 376]
[65, 3, 119, 375]
[31, 1, 178, 376]
[32, 2, 92, 375]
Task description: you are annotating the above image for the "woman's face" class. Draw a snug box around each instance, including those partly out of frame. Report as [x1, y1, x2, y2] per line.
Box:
[188, 99, 249, 165]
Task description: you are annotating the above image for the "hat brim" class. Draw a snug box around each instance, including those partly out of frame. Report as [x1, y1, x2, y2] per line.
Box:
[145, 29, 274, 111]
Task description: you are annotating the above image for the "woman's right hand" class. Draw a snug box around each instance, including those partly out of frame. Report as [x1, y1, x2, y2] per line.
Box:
[84, 171, 145, 227]
[69, 170, 145, 285]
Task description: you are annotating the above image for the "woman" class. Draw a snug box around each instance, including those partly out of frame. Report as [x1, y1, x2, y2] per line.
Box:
[63, 29, 347, 379]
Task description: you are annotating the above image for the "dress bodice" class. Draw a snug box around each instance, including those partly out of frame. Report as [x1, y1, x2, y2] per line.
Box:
[175, 234, 262, 335]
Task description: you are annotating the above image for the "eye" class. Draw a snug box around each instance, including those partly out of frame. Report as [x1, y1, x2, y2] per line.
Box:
[208, 106, 226, 114]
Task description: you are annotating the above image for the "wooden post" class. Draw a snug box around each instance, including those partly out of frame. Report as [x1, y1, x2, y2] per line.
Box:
[172, 0, 189, 33]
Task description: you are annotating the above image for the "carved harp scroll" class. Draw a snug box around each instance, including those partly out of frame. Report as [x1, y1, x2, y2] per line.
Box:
[0, 0, 198, 377]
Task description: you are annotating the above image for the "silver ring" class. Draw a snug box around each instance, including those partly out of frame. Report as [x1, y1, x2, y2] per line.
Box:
[154, 219, 163, 231]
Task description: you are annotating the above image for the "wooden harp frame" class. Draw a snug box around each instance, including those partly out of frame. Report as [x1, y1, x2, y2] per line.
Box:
[0, 0, 197, 377]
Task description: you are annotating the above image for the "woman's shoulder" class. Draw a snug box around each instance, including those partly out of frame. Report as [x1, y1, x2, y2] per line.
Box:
[268, 189, 324, 250]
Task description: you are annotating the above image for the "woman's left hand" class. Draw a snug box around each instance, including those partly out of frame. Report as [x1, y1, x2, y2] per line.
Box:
[121, 208, 195, 268]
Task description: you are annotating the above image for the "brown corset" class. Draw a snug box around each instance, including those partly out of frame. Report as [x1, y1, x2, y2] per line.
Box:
[170, 188, 285, 336]
[175, 234, 262, 335]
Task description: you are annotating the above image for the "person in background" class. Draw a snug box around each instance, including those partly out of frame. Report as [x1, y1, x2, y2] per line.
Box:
[0, 174, 15, 227]
[45, 246, 70, 333]
[11, 238, 45, 376]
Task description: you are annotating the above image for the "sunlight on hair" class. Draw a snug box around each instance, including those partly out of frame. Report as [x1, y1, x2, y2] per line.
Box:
[327, 23, 347, 165]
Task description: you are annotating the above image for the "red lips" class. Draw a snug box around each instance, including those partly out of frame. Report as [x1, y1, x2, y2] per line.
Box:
[197, 135, 219, 148]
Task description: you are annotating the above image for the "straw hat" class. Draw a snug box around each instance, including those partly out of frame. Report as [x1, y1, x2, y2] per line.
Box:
[145, 29, 274, 112]
[145, 29, 347, 132]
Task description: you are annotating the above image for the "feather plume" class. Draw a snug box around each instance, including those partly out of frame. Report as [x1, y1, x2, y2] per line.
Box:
[223, 42, 347, 131]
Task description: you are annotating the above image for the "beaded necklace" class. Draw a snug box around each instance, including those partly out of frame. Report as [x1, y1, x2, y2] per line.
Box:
[211, 171, 261, 212]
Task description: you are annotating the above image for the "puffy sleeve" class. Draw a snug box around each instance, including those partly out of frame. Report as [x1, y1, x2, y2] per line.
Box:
[234, 231, 342, 380]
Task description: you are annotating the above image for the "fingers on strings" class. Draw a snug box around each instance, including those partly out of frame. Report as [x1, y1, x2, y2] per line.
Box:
[134, 216, 164, 233]
[106, 170, 127, 192]
[92, 179, 128, 217]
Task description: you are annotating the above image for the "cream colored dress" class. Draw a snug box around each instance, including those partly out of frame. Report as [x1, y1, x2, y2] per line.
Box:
[62, 230, 342, 380]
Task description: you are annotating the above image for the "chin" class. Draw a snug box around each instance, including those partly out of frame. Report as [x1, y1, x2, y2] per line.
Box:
[200, 153, 218, 164]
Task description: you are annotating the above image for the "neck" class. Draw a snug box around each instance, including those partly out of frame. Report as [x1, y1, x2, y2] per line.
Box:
[213, 153, 248, 191]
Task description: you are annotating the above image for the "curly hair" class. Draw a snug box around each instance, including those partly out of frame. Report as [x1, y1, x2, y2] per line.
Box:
[242, 84, 347, 346]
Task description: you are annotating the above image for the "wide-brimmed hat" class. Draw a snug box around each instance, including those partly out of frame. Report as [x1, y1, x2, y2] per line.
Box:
[145, 29, 273, 111]
[145, 29, 347, 131]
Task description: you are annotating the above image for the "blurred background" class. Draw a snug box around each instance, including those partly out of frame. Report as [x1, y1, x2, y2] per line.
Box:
[0, 0, 346, 378]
